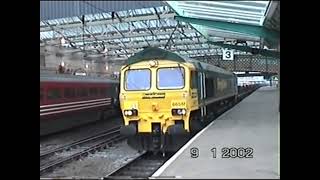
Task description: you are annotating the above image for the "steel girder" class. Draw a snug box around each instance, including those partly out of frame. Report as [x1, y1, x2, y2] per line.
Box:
[175, 15, 279, 45]
[174, 16, 279, 58]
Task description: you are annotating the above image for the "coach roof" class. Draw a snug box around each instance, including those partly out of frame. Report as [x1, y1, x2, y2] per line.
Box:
[40, 73, 118, 83]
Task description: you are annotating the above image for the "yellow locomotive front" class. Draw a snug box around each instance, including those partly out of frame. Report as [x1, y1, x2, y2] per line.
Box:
[119, 59, 198, 152]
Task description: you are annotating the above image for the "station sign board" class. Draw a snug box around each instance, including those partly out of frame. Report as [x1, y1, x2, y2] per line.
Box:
[222, 49, 234, 60]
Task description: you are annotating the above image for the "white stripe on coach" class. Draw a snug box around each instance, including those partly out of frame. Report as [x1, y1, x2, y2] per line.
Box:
[40, 102, 111, 116]
[40, 100, 111, 112]
[40, 98, 111, 108]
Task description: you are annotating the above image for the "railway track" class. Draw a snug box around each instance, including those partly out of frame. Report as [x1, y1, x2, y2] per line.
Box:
[102, 89, 258, 179]
[105, 152, 172, 179]
[40, 112, 121, 140]
[40, 126, 125, 176]
[39, 88, 258, 178]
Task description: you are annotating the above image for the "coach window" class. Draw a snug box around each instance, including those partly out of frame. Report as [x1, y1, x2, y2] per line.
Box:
[90, 88, 98, 96]
[106, 87, 112, 97]
[47, 88, 61, 100]
[40, 88, 43, 100]
[78, 88, 88, 97]
[100, 88, 106, 96]
[64, 88, 75, 98]
[82, 88, 88, 97]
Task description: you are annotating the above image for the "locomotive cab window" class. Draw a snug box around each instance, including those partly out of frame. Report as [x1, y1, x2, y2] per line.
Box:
[205, 76, 214, 97]
[157, 67, 185, 90]
[125, 69, 151, 91]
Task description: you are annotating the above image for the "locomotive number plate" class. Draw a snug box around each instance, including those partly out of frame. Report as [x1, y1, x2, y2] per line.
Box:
[171, 100, 186, 108]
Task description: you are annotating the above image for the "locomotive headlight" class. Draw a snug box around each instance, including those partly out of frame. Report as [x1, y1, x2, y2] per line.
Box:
[124, 109, 138, 116]
[172, 108, 187, 116]
[127, 110, 133, 116]
[177, 109, 186, 115]
[149, 60, 158, 67]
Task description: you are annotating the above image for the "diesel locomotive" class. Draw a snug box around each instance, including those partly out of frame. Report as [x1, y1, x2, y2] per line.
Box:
[119, 47, 239, 152]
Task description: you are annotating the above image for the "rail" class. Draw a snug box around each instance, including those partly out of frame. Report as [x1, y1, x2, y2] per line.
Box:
[104, 152, 172, 179]
[40, 126, 125, 176]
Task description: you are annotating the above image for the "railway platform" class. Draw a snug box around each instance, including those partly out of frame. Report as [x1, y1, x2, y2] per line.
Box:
[152, 86, 280, 179]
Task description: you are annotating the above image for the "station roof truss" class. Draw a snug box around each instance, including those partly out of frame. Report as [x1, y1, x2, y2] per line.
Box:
[40, 1, 280, 63]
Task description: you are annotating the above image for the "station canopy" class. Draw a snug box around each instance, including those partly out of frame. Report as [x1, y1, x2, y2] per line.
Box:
[40, 1, 280, 62]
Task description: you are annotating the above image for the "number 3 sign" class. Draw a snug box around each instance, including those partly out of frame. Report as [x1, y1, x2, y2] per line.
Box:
[223, 49, 234, 60]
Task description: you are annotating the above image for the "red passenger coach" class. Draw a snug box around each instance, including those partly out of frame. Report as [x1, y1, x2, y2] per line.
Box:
[40, 74, 119, 136]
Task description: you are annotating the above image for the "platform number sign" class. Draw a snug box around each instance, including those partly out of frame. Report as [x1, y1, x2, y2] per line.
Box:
[223, 49, 234, 60]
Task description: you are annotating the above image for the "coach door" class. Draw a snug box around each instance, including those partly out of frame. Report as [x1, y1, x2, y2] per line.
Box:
[199, 72, 206, 118]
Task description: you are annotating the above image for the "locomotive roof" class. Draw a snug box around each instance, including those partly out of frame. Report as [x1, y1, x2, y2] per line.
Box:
[127, 47, 234, 76]
[40, 73, 119, 83]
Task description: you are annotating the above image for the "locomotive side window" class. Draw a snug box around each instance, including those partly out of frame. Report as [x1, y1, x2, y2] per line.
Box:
[64, 88, 75, 98]
[229, 78, 233, 92]
[190, 71, 198, 89]
[205, 77, 214, 97]
[47, 88, 61, 100]
[90, 88, 98, 97]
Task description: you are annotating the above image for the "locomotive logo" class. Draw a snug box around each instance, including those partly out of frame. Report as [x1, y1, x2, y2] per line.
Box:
[217, 78, 228, 91]
[142, 92, 165, 99]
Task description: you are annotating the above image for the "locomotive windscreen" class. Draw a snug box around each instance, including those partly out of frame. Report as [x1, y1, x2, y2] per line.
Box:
[125, 69, 151, 91]
[157, 67, 185, 89]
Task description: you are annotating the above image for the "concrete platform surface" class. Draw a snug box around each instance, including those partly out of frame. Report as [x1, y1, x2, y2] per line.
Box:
[152, 86, 280, 179]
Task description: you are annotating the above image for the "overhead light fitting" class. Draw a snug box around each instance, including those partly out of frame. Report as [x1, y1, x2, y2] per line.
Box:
[60, 37, 66, 45]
